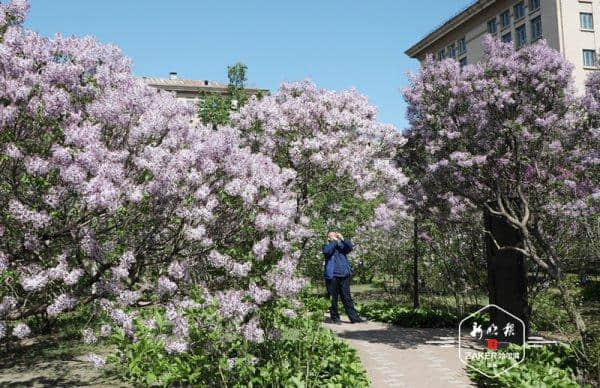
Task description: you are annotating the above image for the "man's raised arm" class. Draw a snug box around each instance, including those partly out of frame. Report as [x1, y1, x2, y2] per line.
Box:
[322, 240, 337, 256]
[339, 239, 353, 254]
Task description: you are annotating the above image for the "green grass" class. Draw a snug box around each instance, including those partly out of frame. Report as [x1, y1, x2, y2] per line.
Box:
[355, 301, 461, 328]
[308, 281, 489, 321]
[349, 283, 379, 294]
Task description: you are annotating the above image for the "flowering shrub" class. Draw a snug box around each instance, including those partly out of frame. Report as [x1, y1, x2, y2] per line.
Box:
[0, 0, 307, 361]
[232, 81, 409, 280]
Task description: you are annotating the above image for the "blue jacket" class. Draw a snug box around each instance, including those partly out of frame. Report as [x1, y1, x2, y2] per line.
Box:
[322, 239, 353, 279]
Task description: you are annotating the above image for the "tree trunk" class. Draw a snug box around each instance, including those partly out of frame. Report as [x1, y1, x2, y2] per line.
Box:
[413, 217, 420, 309]
[484, 206, 530, 345]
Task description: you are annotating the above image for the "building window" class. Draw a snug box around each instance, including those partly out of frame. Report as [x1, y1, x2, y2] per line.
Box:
[516, 24, 527, 48]
[581, 13, 594, 30]
[459, 57, 468, 68]
[487, 18, 497, 34]
[583, 49, 597, 67]
[502, 32, 512, 43]
[447, 43, 456, 58]
[529, 0, 540, 11]
[531, 16, 542, 40]
[514, 2, 525, 20]
[457, 37, 466, 54]
[437, 48, 447, 60]
[501, 10, 511, 28]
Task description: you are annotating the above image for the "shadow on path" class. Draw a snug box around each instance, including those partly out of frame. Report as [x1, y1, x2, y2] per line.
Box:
[325, 316, 458, 350]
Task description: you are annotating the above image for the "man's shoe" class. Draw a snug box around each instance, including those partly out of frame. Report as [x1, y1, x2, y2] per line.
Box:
[350, 317, 367, 324]
[331, 318, 342, 324]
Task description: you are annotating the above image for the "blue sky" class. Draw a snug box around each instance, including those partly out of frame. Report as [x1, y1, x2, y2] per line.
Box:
[25, 0, 473, 130]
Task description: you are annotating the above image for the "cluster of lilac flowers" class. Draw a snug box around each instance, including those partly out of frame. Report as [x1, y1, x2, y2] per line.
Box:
[13, 323, 31, 339]
[47, 294, 77, 317]
[247, 283, 272, 305]
[82, 329, 97, 345]
[8, 200, 51, 229]
[83, 353, 105, 368]
[0, 296, 17, 317]
[216, 290, 254, 322]
[157, 276, 178, 296]
[164, 338, 188, 354]
[241, 317, 265, 343]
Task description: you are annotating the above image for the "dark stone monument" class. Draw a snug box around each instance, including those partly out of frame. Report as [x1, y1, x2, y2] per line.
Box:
[484, 206, 530, 345]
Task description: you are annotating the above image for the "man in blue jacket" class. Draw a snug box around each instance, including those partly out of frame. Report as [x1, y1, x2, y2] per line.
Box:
[323, 231, 363, 324]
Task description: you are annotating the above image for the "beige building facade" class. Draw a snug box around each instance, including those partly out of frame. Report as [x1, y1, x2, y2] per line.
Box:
[142, 72, 268, 104]
[406, 0, 600, 92]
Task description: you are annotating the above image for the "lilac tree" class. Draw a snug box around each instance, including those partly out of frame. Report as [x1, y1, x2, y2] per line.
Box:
[580, 70, 600, 212]
[231, 81, 409, 279]
[0, 0, 306, 358]
[403, 36, 598, 337]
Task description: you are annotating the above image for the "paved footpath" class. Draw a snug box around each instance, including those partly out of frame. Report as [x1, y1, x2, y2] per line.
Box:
[323, 317, 475, 388]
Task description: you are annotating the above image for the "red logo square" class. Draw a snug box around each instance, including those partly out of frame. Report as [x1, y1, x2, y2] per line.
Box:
[487, 338, 498, 350]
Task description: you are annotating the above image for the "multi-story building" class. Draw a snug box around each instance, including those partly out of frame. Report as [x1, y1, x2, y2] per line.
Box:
[405, 0, 600, 92]
[142, 72, 268, 104]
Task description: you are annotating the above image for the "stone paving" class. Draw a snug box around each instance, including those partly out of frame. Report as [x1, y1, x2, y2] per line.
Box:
[323, 317, 475, 388]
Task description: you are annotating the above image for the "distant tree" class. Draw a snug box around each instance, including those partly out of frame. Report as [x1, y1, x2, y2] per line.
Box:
[198, 62, 256, 127]
[227, 62, 248, 107]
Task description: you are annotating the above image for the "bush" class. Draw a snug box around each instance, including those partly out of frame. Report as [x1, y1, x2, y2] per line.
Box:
[530, 288, 576, 332]
[355, 301, 461, 328]
[109, 294, 369, 387]
[467, 344, 583, 388]
[301, 294, 330, 314]
[582, 280, 600, 302]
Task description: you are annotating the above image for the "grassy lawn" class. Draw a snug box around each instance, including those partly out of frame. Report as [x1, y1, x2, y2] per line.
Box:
[309, 280, 489, 317]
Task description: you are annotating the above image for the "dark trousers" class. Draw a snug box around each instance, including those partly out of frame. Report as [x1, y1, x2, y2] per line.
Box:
[325, 276, 360, 322]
